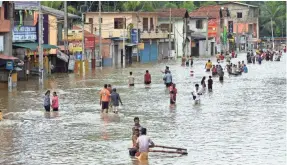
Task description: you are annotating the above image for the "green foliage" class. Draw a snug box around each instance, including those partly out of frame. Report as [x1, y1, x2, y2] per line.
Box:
[123, 1, 141, 11]
[41, 1, 77, 14]
[259, 1, 286, 37]
[163, 2, 178, 9]
[179, 1, 196, 12]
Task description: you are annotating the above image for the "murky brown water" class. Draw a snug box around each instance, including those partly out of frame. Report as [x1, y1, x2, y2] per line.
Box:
[0, 53, 286, 165]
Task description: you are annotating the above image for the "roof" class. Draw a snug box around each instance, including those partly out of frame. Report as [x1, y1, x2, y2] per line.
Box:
[86, 11, 158, 15]
[157, 8, 188, 18]
[13, 43, 58, 51]
[41, 6, 81, 19]
[72, 26, 111, 44]
[190, 5, 222, 19]
[190, 33, 213, 40]
[221, 2, 258, 8]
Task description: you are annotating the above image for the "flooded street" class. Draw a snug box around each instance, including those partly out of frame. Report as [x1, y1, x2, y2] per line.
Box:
[0, 53, 286, 165]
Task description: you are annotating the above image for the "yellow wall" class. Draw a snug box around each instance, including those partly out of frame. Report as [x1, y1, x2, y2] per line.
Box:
[85, 12, 158, 38]
[48, 15, 58, 54]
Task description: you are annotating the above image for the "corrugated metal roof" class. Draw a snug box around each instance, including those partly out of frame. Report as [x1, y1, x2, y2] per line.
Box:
[221, 2, 258, 8]
[41, 6, 80, 19]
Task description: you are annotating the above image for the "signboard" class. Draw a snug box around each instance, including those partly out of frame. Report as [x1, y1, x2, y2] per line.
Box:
[68, 59, 75, 71]
[0, 36, 3, 52]
[13, 26, 37, 42]
[208, 19, 217, 38]
[85, 37, 95, 49]
[131, 29, 139, 44]
[14, 1, 39, 10]
[56, 50, 69, 62]
[6, 61, 14, 70]
[69, 41, 82, 52]
[138, 43, 144, 50]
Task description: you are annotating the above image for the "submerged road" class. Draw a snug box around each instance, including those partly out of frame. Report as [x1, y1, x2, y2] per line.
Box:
[0, 53, 286, 165]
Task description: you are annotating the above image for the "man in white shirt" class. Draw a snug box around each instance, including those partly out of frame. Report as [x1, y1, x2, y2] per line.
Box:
[136, 128, 155, 161]
[128, 72, 135, 86]
[192, 84, 203, 104]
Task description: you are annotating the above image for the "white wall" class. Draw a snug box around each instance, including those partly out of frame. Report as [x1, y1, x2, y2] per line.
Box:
[188, 19, 208, 34]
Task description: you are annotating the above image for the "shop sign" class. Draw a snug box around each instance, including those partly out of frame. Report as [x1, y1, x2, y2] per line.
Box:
[6, 61, 14, 70]
[138, 43, 144, 50]
[131, 29, 139, 44]
[13, 26, 37, 42]
[56, 50, 69, 62]
[208, 19, 217, 38]
[85, 37, 95, 49]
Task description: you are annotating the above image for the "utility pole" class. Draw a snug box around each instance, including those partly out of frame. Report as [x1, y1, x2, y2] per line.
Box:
[169, 8, 171, 58]
[81, 13, 85, 61]
[99, 1, 102, 69]
[136, 12, 139, 62]
[206, 15, 209, 56]
[38, 2, 43, 84]
[64, 1, 68, 72]
[123, 16, 126, 68]
[271, 17, 274, 50]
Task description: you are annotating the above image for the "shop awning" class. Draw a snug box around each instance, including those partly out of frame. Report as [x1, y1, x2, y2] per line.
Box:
[13, 43, 59, 51]
[0, 54, 19, 60]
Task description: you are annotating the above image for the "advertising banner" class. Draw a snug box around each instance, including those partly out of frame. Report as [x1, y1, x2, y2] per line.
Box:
[131, 29, 139, 44]
[13, 26, 37, 42]
[85, 37, 95, 49]
[208, 19, 217, 38]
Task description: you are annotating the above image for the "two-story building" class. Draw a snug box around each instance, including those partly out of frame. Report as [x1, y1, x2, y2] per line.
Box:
[12, 2, 80, 78]
[221, 2, 259, 51]
[188, 5, 223, 56]
[85, 11, 169, 67]
[157, 8, 189, 58]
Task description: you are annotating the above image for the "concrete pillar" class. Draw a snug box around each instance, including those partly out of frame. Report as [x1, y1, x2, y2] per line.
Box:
[4, 2, 14, 56]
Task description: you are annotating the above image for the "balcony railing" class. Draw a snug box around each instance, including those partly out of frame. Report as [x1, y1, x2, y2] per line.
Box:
[0, 20, 11, 32]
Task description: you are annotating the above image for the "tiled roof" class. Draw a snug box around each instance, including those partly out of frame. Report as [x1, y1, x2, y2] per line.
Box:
[221, 2, 258, 8]
[189, 5, 221, 19]
[157, 8, 188, 18]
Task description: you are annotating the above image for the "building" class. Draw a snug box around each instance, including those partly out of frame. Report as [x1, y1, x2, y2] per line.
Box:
[84, 11, 169, 66]
[0, 1, 22, 86]
[220, 2, 259, 51]
[157, 8, 189, 58]
[12, 2, 80, 78]
[189, 5, 223, 56]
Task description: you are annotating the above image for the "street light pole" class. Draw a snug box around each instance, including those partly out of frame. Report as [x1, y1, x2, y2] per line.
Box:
[136, 12, 139, 62]
[99, 1, 102, 69]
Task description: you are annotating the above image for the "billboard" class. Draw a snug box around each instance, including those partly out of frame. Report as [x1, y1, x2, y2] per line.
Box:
[208, 19, 217, 38]
[85, 37, 95, 49]
[131, 29, 139, 44]
[13, 26, 37, 42]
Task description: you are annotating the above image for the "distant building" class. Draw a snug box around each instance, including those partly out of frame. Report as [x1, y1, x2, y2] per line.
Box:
[157, 8, 189, 58]
[221, 2, 260, 51]
[85, 11, 170, 66]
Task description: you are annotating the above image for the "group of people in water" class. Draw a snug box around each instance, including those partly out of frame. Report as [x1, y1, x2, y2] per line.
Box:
[43, 90, 59, 112]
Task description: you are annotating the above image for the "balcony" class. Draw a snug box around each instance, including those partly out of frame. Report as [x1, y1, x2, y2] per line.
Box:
[140, 30, 169, 39]
[0, 20, 11, 32]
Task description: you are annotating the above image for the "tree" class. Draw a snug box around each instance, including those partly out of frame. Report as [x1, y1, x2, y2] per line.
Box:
[163, 2, 178, 9]
[259, 1, 286, 37]
[122, 1, 141, 11]
[179, 1, 196, 12]
[41, 1, 77, 14]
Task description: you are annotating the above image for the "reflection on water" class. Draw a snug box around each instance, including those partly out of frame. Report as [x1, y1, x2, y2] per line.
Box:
[0, 54, 286, 165]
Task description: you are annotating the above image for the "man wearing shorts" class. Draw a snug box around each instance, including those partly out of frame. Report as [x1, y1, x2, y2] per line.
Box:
[100, 84, 111, 113]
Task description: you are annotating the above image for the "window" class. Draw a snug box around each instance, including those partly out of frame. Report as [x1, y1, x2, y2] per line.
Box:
[228, 21, 233, 33]
[150, 18, 154, 31]
[89, 18, 93, 24]
[196, 20, 203, 29]
[237, 12, 242, 18]
[143, 18, 148, 31]
[160, 24, 173, 32]
[114, 18, 126, 29]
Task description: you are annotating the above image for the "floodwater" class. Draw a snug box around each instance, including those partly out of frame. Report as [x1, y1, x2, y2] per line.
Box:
[0, 53, 286, 165]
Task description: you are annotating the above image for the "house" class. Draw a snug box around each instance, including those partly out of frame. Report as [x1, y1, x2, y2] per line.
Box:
[12, 2, 80, 77]
[0, 1, 22, 85]
[69, 26, 111, 68]
[84, 11, 169, 66]
[220, 2, 259, 51]
[157, 8, 189, 58]
[189, 5, 224, 56]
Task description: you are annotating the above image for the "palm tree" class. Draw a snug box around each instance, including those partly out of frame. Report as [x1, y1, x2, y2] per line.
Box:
[260, 1, 286, 36]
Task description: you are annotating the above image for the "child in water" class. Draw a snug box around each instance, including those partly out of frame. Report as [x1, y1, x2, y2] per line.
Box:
[44, 90, 51, 112]
[52, 92, 59, 111]
[170, 84, 177, 106]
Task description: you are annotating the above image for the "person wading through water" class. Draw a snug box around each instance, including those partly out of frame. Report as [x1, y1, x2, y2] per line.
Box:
[110, 88, 123, 114]
[100, 84, 111, 113]
[128, 72, 135, 87]
[135, 128, 155, 161]
[208, 76, 213, 91]
[44, 90, 51, 112]
[205, 60, 212, 72]
[144, 70, 151, 85]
